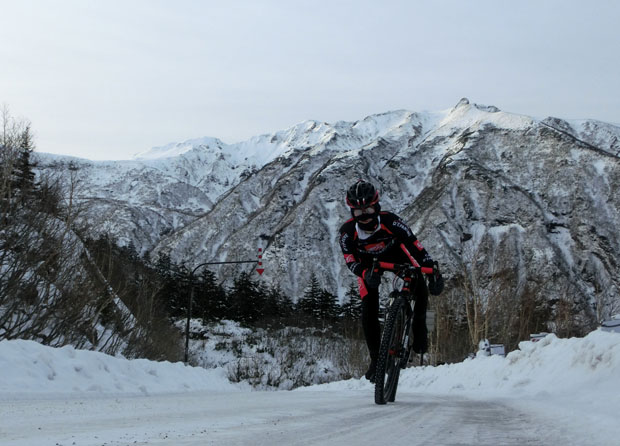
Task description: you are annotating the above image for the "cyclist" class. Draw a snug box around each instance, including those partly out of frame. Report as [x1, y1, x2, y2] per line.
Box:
[338, 180, 444, 382]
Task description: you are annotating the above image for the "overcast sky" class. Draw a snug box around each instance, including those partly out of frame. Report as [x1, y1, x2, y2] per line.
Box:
[1, 0, 619, 160]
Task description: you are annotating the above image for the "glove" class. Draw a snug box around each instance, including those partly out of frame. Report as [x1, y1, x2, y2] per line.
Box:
[363, 267, 381, 288]
[427, 262, 444, 296]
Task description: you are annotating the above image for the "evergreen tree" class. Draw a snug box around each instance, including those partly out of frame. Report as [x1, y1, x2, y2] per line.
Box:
[275, 285, 295, 319]
[196, 268, 227, 322]
[298, 273, 322, 317]
[340, 282, 362, 320]
[123, 241, 139, 262]
[35, 174, 61, 215]
[155, 254, 186, 317]
[154, 253, 172, 278]
[10, 125, 36, 203]
[262, 284, 282, 320]
[228, 271, 265, 324]
[261, 284, 295, 323]
[316, 289, 339, 320]
[173, 263, 192, 318]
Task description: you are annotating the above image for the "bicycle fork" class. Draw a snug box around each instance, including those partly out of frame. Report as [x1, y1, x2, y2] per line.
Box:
[395, 296, 415, 369]
[401, 314, 415, 368]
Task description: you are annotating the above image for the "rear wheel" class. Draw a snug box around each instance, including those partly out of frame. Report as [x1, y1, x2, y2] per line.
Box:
[374, 297, 407, 405]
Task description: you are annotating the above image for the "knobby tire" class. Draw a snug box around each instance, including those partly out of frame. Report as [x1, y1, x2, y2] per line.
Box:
[374, 297, 406, 405]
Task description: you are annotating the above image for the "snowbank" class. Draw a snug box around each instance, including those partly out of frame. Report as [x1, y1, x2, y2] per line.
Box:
[398, 330, 620, 440]
[2, 328, 619, 427]
[398, 330, 620, 397]
[302, 330, 619, 394]
[0, 339, 241, 397]
[301, 330, 620, 440]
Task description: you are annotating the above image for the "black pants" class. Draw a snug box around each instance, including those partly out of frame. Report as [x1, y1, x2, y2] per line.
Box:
[361, 273, 429, 360]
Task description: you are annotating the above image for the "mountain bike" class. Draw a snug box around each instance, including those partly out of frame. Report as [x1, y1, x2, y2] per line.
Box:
[373, 259, 438, 405]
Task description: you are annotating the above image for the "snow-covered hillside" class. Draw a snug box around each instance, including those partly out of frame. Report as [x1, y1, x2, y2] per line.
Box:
[34, 110, 433, 250]
[1, 329, 619, 445]
[34, 99, 620, 324]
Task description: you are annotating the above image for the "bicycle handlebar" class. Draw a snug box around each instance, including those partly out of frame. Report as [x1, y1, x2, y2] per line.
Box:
[375, 260, 434, 276]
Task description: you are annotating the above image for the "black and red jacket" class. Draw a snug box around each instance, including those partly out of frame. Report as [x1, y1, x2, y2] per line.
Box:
[339, 211, 433, 296]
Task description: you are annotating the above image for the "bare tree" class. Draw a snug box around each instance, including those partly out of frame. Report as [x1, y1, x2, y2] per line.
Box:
[1, 107, 181, 360]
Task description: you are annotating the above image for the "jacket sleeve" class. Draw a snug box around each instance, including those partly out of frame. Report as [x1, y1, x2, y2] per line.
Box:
[389, 215, 434, 268]
[339, 226, 365, 278]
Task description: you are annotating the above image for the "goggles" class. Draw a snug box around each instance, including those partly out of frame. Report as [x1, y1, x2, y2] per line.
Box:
[352, 206, 376, 217]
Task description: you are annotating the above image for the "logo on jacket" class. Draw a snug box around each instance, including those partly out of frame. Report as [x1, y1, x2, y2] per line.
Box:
[363, 242, 387, 253]
[394, 219, 413, 236]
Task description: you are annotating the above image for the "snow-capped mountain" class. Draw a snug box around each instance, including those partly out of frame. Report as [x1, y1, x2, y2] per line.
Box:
[35, 135, 284, 248]
[35, 99, 620, 322]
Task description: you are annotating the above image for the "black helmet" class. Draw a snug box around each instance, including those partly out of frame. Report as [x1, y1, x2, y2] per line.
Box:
[346, 180, 379, 209]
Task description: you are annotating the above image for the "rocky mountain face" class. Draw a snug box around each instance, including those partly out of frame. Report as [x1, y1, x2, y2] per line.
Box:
[34, 135, 286, 249]
[35, 99, 620, 322]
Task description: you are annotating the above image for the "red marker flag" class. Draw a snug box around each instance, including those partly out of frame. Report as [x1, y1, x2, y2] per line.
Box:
[256, 248, 264, 275]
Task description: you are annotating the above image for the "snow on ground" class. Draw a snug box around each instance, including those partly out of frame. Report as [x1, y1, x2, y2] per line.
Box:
[1, 329, 619, 444]
[0, 339, 243, 398]
[302, 329, 620, 443]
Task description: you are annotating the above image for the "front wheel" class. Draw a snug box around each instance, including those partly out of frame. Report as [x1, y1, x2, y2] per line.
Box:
[374, 297, 407, 405]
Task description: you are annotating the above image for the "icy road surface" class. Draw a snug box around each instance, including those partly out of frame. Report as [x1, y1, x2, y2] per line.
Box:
[1, 390, 587, 446]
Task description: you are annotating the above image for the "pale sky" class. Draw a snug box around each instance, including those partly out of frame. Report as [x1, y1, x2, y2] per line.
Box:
[1, 0, 619, 160]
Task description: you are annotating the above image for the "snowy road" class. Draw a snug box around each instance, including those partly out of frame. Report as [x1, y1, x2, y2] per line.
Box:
[1, 389, 587, 446]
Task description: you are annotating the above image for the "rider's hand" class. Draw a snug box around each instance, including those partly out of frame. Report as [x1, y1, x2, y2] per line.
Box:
[363, 267, 381, 288]
[427, 261, 444, 296]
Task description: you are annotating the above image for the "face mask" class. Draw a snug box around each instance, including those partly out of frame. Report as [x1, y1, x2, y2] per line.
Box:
[357, 215, 379, 231]
[352, 204, 380, 231]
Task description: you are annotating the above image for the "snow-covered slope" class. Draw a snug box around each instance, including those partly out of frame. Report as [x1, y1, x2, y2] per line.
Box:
[35, 99, 620, 322]
[150, 100, 620, 321]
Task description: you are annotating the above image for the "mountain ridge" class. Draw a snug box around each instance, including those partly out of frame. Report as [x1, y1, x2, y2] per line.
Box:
[34, 99, 620, 324]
